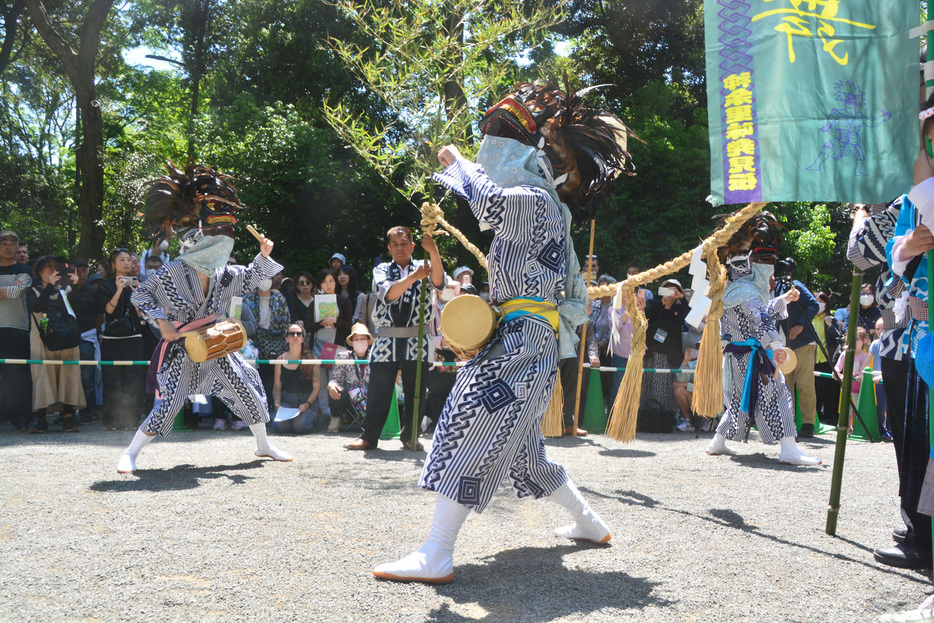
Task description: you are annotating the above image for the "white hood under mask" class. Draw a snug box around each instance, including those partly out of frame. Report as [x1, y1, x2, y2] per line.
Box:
[471, 134, 588, 360]
[177, 228, 235, 276]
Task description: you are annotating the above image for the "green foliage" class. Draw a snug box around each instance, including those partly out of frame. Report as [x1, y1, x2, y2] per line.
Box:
[777, 203, 837, 292]
[323, 0, 565, 205]
[570, 80, 711, 283]
[192, 93, 411, 282]
[0, 149, 76, 255]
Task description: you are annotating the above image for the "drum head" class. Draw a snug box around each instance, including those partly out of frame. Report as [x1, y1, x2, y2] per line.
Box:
[440, 295, 496, 351]
[185, 333, 209, 363]
[776, 347, 797, 376]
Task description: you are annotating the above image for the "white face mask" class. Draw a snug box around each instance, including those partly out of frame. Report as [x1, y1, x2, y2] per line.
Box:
[352, 338, 369, 356]
[817, 302, 826, 314]
[258, 278, 272, 292]
[658, 286, 675, 297]
[860, 294, 874, 306]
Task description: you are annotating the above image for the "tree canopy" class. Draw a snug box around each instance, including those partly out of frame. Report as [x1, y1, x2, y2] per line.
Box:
[0, 0, 863, 303]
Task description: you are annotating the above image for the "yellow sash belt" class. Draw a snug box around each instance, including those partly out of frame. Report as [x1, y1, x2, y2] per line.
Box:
[498, 297, 559, 333]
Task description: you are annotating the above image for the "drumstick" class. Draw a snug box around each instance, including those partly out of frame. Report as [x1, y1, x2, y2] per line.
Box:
[246, 224, 264, 243]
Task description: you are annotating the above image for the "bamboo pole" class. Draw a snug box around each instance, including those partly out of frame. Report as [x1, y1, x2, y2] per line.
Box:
[926, 2, 934, 568]
[411, 253, 428, 451]
[825, 265, 863, 535]
[573, 219, 597, 435]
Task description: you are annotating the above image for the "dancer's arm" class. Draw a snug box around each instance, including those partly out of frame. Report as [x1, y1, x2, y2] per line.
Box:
[435, 145, 555, 243]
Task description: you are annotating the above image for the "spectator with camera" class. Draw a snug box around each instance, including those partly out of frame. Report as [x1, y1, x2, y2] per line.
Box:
[26, 256, 85, 432]
[96, 248, 147, 430]
[770, 260, 821, 438]
[638, 279, 689, 432]
[0, 231, 33, 431]
[66, 259, 102, 421]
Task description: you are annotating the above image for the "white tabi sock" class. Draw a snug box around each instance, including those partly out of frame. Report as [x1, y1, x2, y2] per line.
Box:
[373, 494, 469, 584]
[778, 436, 821, 466]
[117, 430, 155, 473]
[249, 422, 292, 461]
[706, 433, 738, 456]
[549, 480, 612, 544]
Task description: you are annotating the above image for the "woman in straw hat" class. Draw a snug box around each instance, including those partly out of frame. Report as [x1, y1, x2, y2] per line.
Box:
[327, 322, 373, 433]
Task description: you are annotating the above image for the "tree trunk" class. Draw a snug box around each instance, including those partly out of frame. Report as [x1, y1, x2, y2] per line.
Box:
[0, 0, 25, 75]
[441, 8, 468, 127]
[23, 0, 114, 259]
[74, 86, 105, 258]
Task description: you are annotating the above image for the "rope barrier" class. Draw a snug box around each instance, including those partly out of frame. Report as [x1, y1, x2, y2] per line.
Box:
[0, 359, 881, 382]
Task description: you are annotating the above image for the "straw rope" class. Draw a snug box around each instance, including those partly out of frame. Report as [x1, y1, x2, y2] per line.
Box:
[691, 248, 726, 417]
[420, 202, 488, 270]
[541, 375, 565, 437]
[603, 201, 766, 442]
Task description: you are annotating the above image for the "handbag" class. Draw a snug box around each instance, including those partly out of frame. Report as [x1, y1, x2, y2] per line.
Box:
[102, 289, 137, 337]
[320, 341, 340, 370]
[31, 297, 82, 352]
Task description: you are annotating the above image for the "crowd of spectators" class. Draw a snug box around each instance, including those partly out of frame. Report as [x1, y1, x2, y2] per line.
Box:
[0, 227, 887, 445]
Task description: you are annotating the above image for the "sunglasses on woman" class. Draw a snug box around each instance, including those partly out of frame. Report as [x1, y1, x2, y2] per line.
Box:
[287, 331, 305, 337]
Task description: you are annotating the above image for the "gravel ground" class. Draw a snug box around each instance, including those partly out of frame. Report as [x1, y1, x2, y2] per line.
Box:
[0, 420, 929, 623]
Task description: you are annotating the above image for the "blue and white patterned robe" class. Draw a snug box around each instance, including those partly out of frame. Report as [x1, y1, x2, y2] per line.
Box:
[716, 295, 796, 443]
[369, 259, 438, 363]
[848, 198, 907, 360]
[419, 158, 571, 513]
[131, 253, 283, 436]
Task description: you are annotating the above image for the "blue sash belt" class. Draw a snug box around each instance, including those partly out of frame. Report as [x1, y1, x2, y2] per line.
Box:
[723, 338, 775, 418]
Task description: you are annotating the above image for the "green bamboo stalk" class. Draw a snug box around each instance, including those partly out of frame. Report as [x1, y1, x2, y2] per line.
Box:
[926, 0, 934, 565]
[825, 265, 863, 535]
[411, 252, 429, 451]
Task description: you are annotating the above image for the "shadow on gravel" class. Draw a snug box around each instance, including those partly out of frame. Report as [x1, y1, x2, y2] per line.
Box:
[585, 488, 928, 585]
[598, 448, 656, 459]
[727, 452, 825, 471]
[422, 545, 668, 621]
[88, 460, 267, 492]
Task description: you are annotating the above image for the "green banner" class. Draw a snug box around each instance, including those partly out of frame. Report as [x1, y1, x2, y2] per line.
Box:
[705, 1, 916, 206]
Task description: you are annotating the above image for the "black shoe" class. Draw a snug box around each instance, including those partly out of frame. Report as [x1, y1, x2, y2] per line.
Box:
[893, 527, 909, 544]
[874, 543, 933, 569]
[30, 417, 48, 434]
[61, 416, 79, 432]
[797, 423, 814, 439]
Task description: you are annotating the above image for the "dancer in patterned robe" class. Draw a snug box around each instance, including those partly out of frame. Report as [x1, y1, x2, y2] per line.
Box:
[705, 213, 821, 466]
[373, 80, 634, 584]
[116, 159, 291, 473]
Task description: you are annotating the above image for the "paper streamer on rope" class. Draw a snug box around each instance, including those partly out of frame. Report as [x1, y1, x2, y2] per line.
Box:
[597, 201, 766, 442]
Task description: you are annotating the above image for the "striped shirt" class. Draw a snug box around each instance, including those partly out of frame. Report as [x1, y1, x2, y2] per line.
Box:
[0, 263, 33, 331]
[369, 259, 441, 363]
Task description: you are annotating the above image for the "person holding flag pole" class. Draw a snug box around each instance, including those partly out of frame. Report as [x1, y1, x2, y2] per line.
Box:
[875, 92, 934, 622]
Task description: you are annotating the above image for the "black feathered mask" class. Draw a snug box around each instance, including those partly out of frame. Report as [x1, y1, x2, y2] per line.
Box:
[144, 158, 244, 246]
[716, 211, 785, 266]
[479, 77, 637, 219]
